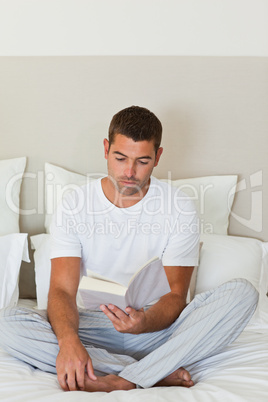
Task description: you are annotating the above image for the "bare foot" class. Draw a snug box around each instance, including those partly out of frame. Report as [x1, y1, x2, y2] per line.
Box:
[154, 367, 194, 388]
[84, 374, 135, 392]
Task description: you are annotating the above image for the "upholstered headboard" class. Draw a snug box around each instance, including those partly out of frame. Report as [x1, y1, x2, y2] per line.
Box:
[1, 56, 267, 297]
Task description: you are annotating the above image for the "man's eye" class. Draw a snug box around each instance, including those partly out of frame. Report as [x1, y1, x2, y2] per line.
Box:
[139, 160, 149, 165]
[116, 158, 125, 162]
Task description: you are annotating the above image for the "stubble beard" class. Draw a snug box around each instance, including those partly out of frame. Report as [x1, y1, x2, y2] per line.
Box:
[110, 175, 149, 198]
[115, 179, 143, 197]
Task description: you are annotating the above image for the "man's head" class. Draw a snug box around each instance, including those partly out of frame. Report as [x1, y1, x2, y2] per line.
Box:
[103, 106, 163, 204]
[108, 106, 162, 153]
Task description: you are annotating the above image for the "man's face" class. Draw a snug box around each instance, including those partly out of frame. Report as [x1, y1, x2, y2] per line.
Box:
[104, 134, 163, 198]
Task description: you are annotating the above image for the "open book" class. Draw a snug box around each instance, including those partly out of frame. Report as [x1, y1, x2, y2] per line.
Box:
[78, 257, 171, 310]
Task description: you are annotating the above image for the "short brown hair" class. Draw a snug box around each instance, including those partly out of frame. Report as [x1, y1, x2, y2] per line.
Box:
[108, 106, 162, 152]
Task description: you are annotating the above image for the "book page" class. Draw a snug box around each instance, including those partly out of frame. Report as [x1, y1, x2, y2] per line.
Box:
[79, 289, 128, 310]
[79, 276, 127, 296]
[127, 256, 159, 286]
[125, 259, 171, 310]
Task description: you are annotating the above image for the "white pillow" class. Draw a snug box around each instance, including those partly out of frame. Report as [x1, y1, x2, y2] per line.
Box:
[160, 175, 237, 235]
[195, 234, 268, 326]
[44, 163, 101, 233]
[0, 233, 30, 308]
[0, 157, 27, 235]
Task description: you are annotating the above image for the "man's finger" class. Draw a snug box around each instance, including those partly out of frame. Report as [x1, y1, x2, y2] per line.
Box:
[125, 307, 140, 318]
[100, 305, 118, 322]
[58, 373, 69, 391]
[75, 362, 86, 390]
[66, 369, 78, 391]
[108, 304, 128, 319]
[100, 304, 127, 321]
[87, 359, 97, 381]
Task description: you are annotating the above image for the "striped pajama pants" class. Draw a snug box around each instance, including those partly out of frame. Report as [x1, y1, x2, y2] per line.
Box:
[0, 278, 258, 388]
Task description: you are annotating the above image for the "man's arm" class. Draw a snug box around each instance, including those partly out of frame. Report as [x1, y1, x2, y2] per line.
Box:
[100, 265, 194, 334]
[47, 257, 96, 391]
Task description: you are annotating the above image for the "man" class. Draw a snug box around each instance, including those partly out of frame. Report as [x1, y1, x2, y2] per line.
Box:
[0, 106, 258, 393]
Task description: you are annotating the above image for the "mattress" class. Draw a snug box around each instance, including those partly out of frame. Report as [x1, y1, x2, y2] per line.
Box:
[0, 301, 267, 402]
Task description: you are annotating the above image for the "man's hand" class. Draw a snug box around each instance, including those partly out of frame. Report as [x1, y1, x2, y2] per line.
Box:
[100, 265, 195, 334]
[100, 304, 147, 334]
[56, 335, 97, 391]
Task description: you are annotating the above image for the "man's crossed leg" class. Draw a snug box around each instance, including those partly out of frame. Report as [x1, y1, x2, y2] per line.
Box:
[0, 279, 258, 391]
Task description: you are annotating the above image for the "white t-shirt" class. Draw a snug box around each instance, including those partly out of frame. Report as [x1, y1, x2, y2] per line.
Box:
[50, 176, 200, 286]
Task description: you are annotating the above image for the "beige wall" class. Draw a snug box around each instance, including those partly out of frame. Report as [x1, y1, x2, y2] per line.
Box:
[1, 1, 267, 56]
[0, 56, 267, 296]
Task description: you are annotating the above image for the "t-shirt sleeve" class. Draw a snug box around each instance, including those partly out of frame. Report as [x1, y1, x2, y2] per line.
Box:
[50, 193, 82, 259]
[162, 199, 200, 267]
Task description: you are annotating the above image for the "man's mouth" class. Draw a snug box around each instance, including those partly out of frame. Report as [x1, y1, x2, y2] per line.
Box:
[121, 181, 138, 186]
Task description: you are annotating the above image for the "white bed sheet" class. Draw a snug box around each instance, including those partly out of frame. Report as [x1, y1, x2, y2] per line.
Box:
[0, 300, 267, 402]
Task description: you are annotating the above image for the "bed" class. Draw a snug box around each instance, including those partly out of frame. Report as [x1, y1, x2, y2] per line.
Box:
[0, 56, 268, 401]
[0, 319, 267, 401]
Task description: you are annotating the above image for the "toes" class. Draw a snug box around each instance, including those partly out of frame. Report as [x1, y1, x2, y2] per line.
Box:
[182, 371, 191, 382]
[181, 379, 194, 388]
[179, 367, 192, 382]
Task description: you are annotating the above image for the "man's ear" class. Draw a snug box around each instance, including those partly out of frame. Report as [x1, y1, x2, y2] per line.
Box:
[103, 138, 109, 159]
[154, 147, 163, 167]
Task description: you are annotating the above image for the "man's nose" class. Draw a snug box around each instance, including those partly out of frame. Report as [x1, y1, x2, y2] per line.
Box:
[124, 162, 136, 178]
